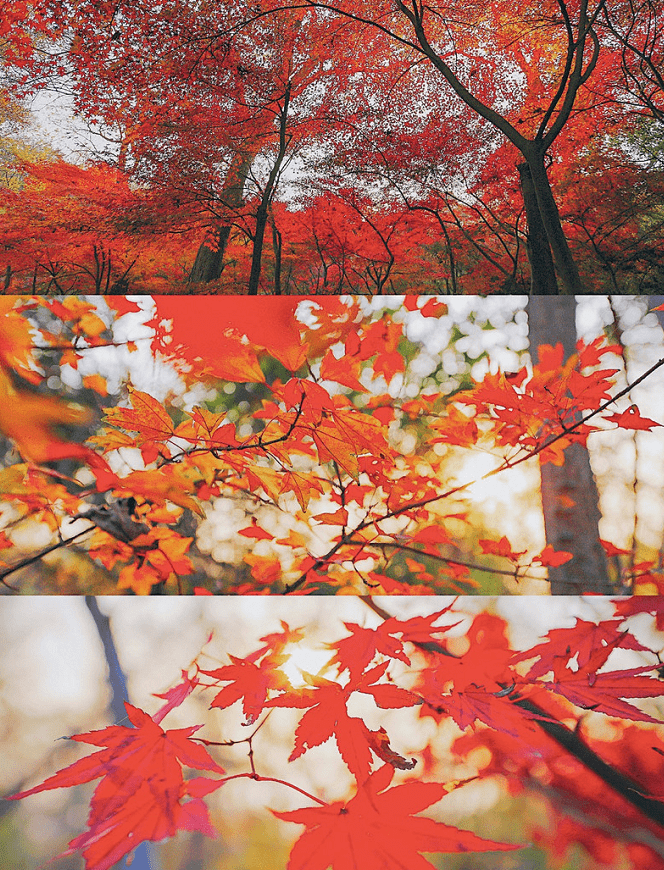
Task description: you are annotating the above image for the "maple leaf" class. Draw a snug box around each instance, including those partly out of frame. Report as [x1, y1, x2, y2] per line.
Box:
[238, 518, 274, 540]
[320, 349, 365, 391]
[103, 387, 175, 446]
[479, 537, 526, 560]
[536, 635, 664, 723]
[153, 669, 200, 724]
[203, 652, 291, 724]
[512, 618, 649, 678]
[0, 367, 93, 463]
[269, 662, 417, 780]
[8, 703, 225, 870]
[273, 764, 520, 870]
[279, 470, 326, 511]
[603, 405, 661, 431]
[532, 545, 573, 567]
[328, 621, 411, 680]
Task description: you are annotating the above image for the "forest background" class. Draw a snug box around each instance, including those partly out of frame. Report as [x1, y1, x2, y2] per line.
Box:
[1, 0, 663, 293]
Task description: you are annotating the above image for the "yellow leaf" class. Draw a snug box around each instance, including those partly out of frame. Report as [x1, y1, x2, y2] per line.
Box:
[279, 470, 325, 511]
[245, 466, 283, 501]
[118, 562, 162, 595]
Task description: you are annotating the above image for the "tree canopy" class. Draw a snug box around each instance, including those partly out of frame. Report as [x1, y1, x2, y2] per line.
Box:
[1, 1, 663, 292]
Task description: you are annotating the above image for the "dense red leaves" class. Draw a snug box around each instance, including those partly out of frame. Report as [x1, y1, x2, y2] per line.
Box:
[0, 297, 662, 595]
[443, 337, 644, 462]
[8, 703, 225, 870]
[328, 606, 460, 679]
[3, 0, 664, 291]
[9, 600, 664, 869]
[273, 764, 520, 870]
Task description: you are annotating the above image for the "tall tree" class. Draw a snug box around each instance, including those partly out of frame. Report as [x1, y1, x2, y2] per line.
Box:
[528, 295, 613, 593]
[280, 0, 612, 292]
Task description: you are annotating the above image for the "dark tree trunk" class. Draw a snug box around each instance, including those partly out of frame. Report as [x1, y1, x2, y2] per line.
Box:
[518, 162, 559, 294]
[524, 151, 585, 294]
[247, 82, 291, 295]
[188, 225, 232, 284]
[188, 151, 251, 286]
[528, 296, 613, 594]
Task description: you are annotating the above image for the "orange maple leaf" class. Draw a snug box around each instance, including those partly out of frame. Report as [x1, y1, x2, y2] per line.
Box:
[0, 368, 93, 462]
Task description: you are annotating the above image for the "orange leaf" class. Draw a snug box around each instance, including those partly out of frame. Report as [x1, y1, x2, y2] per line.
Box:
[0, 368, 93, 462]
[104, 387, 174, 442]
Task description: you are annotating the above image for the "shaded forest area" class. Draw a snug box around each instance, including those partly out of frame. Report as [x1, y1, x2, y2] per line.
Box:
[0, 0, 663, 293]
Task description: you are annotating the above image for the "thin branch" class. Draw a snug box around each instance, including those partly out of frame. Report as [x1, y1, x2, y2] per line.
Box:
[0, 526, 94, 588]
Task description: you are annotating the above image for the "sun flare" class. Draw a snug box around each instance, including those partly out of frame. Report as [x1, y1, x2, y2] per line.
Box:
[280, 643, 333, 688]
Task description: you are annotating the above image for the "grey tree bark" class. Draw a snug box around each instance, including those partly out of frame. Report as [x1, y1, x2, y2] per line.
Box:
[528, 296, 613, 594]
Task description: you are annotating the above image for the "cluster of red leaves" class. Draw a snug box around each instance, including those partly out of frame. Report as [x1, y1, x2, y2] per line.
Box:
[9, 599, 664, 869]
[0, 296, 662, 593]
[438, 338, 660, 464]
[8, 703, 225, 870]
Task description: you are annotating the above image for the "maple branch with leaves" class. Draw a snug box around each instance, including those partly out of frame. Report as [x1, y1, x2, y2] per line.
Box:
[6, 596, 664, 870]
[1, 296, 664, 596]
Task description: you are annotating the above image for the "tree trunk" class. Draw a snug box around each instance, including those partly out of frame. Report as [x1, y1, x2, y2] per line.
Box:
[188, 151, 251, 286]
[271, 209, 283, 294]
[248, 82, 291, 295]
[528, 296, 613, 594]
[525, 151, 585, 294]
[517, 162, 559, 294]
[188, 225, 233, 284]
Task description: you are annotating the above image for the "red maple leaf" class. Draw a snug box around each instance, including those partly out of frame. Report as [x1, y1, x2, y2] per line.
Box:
[532, 544, 573, 567]
[273, 764, 521, 870]
[7, 703, 225, 870]
[604, 405, 661, 431]
[512, 618, 650, 679]
[268, 662, 418, 780]
[541, 637, 664, 722]
[152, 669, 200, 724]
[202, 651, 291, 724]
[479, 536, 526, 560]
[328, 621, 411, 680]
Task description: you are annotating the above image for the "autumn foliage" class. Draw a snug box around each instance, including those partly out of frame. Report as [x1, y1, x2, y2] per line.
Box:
[1, 0, 664, 291]
[0, 295, 663, 595]
[7, 597, 664, 869]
